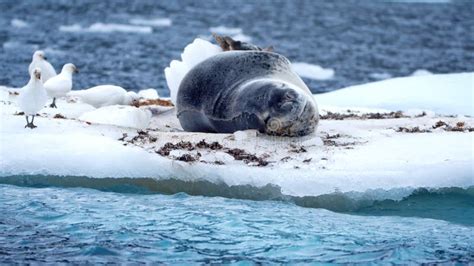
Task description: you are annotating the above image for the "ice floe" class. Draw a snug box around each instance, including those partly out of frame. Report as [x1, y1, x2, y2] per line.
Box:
[291, 62, 335, 80]
[59, 23, 152, 34]
[129, 18, 172, 27]
[1, 72, 472, 200]
[411, 69, 434, 76]
[11, 19, 28, 28]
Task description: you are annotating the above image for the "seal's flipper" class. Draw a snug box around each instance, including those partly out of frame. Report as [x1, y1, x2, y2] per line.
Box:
[212, 33, 273, 52]
[263, 46, 274, 52]
[212, 33, 231, 51]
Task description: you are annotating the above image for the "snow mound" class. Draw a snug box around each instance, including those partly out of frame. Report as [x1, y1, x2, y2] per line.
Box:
[316, 72, 474, 116]
[164, 38, 222, 104]
[291, 62, 335, 80]
[78, 105, 152, 129]
[59, 23, 152, 34]
[129, 18, 172, 27]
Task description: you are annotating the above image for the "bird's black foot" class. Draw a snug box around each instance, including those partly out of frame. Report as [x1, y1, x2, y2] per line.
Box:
[25, 123, 37, 129]
[50, 98, 57, 108]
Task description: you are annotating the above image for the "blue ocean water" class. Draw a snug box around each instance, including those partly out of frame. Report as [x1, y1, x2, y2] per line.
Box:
[0, 184, 473, 264]
[0, 0, 473, 94]
[1, 0, 474, 263]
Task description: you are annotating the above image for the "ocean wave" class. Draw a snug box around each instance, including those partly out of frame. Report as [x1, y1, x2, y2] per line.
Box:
[1, 175, 472, 225]
[59, 23, 152, 34]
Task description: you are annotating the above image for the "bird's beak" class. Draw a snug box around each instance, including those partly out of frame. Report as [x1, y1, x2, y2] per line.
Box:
[35, 73, 41, 79]
[43, 56, 48, 60]
[74, 68, 79, 73]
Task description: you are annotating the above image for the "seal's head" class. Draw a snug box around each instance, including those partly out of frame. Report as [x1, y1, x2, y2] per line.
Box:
[240, 79, 319, 137]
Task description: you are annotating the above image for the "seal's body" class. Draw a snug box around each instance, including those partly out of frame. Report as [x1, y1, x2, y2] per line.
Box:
[177, 51, 319, 137]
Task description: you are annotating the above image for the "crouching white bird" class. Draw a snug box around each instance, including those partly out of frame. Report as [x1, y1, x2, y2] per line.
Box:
[67, 85, 139, 108]
[43, 63, 78, 108]
[28, 50, 57, 83]
[17, 68, 48, 129]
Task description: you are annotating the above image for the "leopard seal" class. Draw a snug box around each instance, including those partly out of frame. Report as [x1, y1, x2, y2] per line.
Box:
[176, 50, 319, 137]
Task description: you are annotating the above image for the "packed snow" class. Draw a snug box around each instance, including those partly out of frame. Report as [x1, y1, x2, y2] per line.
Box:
[316, 72, 474, 116]
[78, 105, 152, 129]
[291, 62, 335, 80]
[1, 72, 473, 199]
[59, 23, 152, 34]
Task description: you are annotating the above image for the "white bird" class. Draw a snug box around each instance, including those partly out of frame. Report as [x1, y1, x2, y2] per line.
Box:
[43, 63, 78, 108]
[17, 68, 48, 128]
[28, 50, 57, 83]
[67, 85, 139, 108]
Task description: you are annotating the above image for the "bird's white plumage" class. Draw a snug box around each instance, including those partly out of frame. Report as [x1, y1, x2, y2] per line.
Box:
[17, 69, 48, 115]
[28, 51, 57, 83]
[44, 63, 76, 99]
[68, 85, 139, 108]
[164, 38, 222, 104]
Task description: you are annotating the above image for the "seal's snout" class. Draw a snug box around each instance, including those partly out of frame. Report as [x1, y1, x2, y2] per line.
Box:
[266, 88, 318, 137]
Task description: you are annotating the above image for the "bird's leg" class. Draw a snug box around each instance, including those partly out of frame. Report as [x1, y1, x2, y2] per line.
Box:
[24, 115, 30, 128]
[30, 115, 37, 128]
[50, 98, 57, 108]
[24, 115, 37, 129]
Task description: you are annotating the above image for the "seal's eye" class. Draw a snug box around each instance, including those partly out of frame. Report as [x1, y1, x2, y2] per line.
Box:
[279, 101, 293, 112]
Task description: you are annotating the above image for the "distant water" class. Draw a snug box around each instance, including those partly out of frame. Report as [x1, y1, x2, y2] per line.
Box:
[1, 0, 474, 263]
[1, 184, 473, 264]
[0, 0, 473, 94]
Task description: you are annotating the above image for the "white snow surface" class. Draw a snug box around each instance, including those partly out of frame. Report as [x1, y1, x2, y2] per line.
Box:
[1, 72, 473, 198]
[316, 72, 474, 116]
[291, 62, 335, 80]
[78, 105, 152, 129]
[59, 23, 152, 34]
